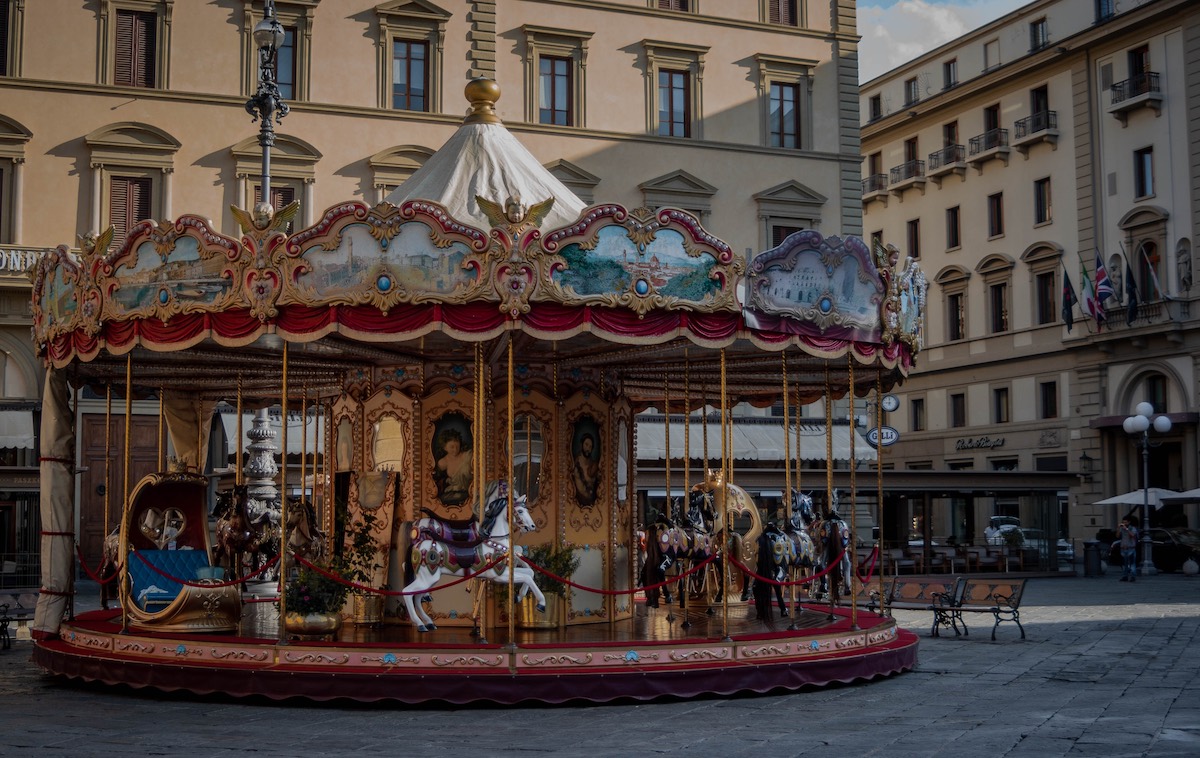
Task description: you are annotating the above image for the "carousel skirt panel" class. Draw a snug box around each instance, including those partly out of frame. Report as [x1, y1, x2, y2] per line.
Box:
[33, 601, 917, 705]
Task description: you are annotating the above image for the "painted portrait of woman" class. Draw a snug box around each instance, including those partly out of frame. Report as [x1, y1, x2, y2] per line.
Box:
[431, 411, 473, 506]
[570, 416, 601, 507]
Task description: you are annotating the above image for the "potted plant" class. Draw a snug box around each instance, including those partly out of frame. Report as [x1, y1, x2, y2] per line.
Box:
[503, 543, 580, 629]
[345, 508, 385, 624]
[283, 561, 350, 636]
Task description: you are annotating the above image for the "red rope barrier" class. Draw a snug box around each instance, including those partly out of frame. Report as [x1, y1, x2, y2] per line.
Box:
[74, 544, 121, 584]
[130, 549, 280, 589]
[293, 552, 507, 597]
[524, 552, 719, 596]
[727, 544, 850, 588]
[40, 530, 74, 537]
[855, 546, 881, 585]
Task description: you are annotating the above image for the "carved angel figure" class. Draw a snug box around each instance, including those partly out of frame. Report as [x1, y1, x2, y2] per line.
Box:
[476, 193, 555, 231]
[230, 200, 300, 235]
[78, 227, 115, 257]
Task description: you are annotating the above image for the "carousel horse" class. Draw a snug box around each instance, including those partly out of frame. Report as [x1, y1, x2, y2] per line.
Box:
[214, 484, 273, 584]
[284, 495, 326, 574]
[641, 492, 717, 607]
[691, 469, 764, 604]
[755, 522, 792, 619]
[97, 528, 121, 610]
[401, 481, 544, 632]
[791, 488, 850, 599]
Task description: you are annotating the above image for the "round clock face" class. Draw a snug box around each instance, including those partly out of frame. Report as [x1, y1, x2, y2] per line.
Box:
[881, 394, 900, 413]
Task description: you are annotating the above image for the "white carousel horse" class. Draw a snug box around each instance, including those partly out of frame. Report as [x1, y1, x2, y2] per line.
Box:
[402, 481, 545, 632]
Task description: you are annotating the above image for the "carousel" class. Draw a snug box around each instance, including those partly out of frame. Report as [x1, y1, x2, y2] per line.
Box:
[29, 80, 926, 705]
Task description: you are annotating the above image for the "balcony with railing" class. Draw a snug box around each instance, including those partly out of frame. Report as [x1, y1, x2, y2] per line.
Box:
[888, 160, 926, 197]
[1108, 72, 1162, 125]
[862, 173, 889, 205]
[1013, 110, 1059, 156]
[967, 128, 1010, 172]
[927, 144, 966, 186]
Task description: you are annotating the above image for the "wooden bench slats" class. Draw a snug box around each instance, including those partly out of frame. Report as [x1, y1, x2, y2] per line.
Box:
[881, 576, 1027, 641]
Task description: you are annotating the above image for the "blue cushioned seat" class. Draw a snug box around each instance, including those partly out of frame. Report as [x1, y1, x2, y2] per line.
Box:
[128, 550, 212, 610]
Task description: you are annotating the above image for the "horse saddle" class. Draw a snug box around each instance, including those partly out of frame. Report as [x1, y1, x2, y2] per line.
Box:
[414, 511, 484, 568]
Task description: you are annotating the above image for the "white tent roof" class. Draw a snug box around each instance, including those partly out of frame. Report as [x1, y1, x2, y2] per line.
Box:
[635, 421, 876, 463]
[219, 411, 325, 457]
[384, 122, 586, 231]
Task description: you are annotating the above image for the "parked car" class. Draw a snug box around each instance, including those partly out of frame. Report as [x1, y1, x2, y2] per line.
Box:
[1106, 527, 1200, 573]
[990, 526, 1075, 564]
[984, 516, 1021, 545]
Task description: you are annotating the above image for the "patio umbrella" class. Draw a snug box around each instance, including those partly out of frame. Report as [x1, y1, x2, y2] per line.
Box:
[1159, 487, 1200, 504]
[1090, 487, 1179, 509]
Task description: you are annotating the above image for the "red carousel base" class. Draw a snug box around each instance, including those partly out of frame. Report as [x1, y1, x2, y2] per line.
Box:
[33, 599, 917, 705]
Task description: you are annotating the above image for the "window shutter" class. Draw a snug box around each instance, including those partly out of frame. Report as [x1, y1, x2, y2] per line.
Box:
[0, 0, 10, 77]
[136, 12, 156, 88]
[110, 177, 130, 243]
[253, 185, 297, 232]
[116, 10, 156, 87]
[115, 11, 135, 86]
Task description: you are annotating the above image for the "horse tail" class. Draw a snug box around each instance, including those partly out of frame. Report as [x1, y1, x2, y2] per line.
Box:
[641, 526, 666, 606]
[400, 521, 415, 589]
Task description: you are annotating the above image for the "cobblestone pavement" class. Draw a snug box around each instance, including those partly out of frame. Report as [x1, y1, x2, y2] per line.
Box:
[1, 573, 1197, 757]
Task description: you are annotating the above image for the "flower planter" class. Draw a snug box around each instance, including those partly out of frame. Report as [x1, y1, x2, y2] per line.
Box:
[284, 611, 342, 637]
[517, 593, 563, 629]
[352, 593, 384, 625]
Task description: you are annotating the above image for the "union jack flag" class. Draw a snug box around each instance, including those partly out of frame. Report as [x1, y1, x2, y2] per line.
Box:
[1095, 250, 1115, 303]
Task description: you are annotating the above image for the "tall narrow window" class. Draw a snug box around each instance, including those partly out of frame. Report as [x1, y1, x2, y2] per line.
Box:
[1096, 0, 1115, 22]
[987, 192, 1004, 237]
[109, 176, 152, 244]
[769, 0, 798, 25]
[658, 68, 690, 137]
[1034, 178, 1052, 224]
[868, 94, 881, 121]
[276, 26, 297, 100]
[990, 282, 1009, 333]
[984, 103, 1000, 132]
[943, 59, 957, 89]
[906, 219, 920, 260]
[904, 77, 919, 105]
[254, 185, 297, 232]
[1146, 374, 1167, 413]
[943, 121, 958, 146]
[539, 56, 572, 126]
[1134, 147, 1154, 198]
[984, 39, 1000, 70]
[911, 398, 926, 432]
[115, 10, 156, 88]
[870, 230, 883, 250]
[769, 82, 799, 148]
[0, 0, 10, 76]
[1039, 381, 1058, 419]
[993, 387, 1010, 423]
[1029, 18, 1049, 51]
[904, 137, 919, 163]
[1031, 85, 1050, 117]
[1138, 242, 1161, 300]
[1036, 271, 1056, 325]
[946, 206, 961, 249]
[947, 292, 964, 341]
[950, 393, 966, 428]
[392, 39, 428, 111]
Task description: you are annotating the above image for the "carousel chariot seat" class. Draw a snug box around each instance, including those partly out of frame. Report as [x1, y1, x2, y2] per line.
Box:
[127, 549, 215, 610]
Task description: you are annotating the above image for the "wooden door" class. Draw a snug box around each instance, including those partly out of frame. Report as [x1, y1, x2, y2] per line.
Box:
[78, 413, 161, 571]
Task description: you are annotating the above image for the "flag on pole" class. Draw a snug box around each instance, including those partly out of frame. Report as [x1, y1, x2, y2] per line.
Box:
[1139, 245, 1165, 300]
[1081, 265, 1105, 329]
[1095, 250, 1115, 303]
[1125, 262, 1139, 326]
[1061, 269, 1078, 332]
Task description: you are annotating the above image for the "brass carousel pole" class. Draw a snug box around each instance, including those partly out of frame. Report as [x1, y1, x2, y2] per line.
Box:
[157, 384, 164, 470]
[474, 342, 487, 641]
[794, 381, 803, 606]
[825, 365, 835, 620]
[506, 336, 516, 654]
[877, 369, 886, 615]
[848, 355, 858, 630]
[301, 385, 308, 508]
[663, 375, 671, 521]
[782, 351, 792, 617]
[720, 348, 730, 640]
[104, 384, 112, 543]
[236, 375, 244, 486]
[121, 354, 132, 633]
[683, 357, 690, 515]
[278, 341, 289, 643]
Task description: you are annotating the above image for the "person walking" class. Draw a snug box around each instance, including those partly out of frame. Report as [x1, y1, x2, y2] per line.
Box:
[1117, 517, 1139, 582]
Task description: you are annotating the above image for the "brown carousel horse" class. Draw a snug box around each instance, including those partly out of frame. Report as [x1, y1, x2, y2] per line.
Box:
[214, 484, 276, 584]
[284, 495, 326, 574]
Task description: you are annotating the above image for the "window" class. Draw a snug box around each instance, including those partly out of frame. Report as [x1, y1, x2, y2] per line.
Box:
[658, 69, 690, 137]
[1138, 241, 1161, 300]
[753, 178, 823, 248]
[1036, 271, 1056, 324]
[376, 2, 447, 111]
[904, 137, 919, 163]
[1029, 18, 1049, 51]
[643, 41, 705, 139]
[0, 0, 11, 76]
[1146, 373, 1167, 413]
[657, 0, 690, 9]
[1134, 147, 1154, 198]
[115, 9, 156, 87]
[943, 59, 957, 89]
[370, 144, 434, 202]
[109, 175, 152, 243]
[868, 94, 881, 121]
[989, 282, 1009, 332]
[868, 151, 882, 176]
[993, 387, 1010, 423]
[1096, 0, 1114, 22]
[254, 184, 297, 232]
[1034, 177, 1052, 224]
[768, 0, 798, 26]
[539, 56, 572, 125]
[904, 77, 919, 106]
[948, 460, 975, 471]
[990, 458, 1017, 472]
[230, 133, 317, 229]
[277, 26, 297, 101]
[1031, 85, 1050, 117]
[984, 103, 1000, 132]
[391, 39, 428, 111]
[946, 206, 961, 249]
[943, 121, 958, 146]
[1040, 381, 1058, 419]
[769, 82, 799, 148]
[906, 219, 920, 260]
[984, 39, 1000, 71]
[911, 398, 926, 432]
[987, 192, 1004, 237]
[870, 230, 883, 250]
[950, 393, 966, 428]
[947, 291, 964, 340]
[771, 224, 804, 246]
[1128, 45, 1150, 76]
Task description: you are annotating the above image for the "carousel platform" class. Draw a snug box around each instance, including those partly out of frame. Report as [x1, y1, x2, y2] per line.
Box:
[32, 596, 917, 705]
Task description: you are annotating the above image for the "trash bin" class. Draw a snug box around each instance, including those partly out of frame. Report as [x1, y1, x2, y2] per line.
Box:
[1083, 540, 1102, 577]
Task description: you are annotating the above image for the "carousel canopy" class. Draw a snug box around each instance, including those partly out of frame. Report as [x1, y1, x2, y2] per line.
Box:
[635, 419, 876, 462]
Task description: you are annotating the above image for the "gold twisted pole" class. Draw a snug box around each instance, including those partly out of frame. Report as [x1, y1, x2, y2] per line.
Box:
[877, 369, 886, 614]
[663, 374, 671, 520]
[782, 351, 793, 616]
[848, 355, 858, 630]
[121, 354, 132, 633]
[720, 348, 729, 640]
[825, 364, 834, 619]
[104, 384, 111, 540]
[279, 341, 289, 643]
[507, 337, 516, 653]
[236, 375, 244, 485]
[157, 384, 164, 470]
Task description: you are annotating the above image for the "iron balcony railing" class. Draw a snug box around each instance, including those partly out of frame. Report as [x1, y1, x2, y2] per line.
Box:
[1111, 72, 1160, 105]
[862, 174, 888, 194]
[889, 160, 925, 184]
[1014, 110, 1057, 139]
[928, 144, 965, 170]
[969, 128, 1009, 156]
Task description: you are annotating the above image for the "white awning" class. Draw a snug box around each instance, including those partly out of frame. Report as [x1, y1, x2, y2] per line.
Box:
[219, 411, 326, 456]
[635, 421, 875, 462]
[0, 410, 35, 449]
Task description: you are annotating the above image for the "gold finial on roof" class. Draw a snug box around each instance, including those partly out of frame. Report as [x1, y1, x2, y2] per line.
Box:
[463, 78, 502, 125]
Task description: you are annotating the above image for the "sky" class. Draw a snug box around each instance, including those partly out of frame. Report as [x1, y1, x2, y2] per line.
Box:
[858, 0, 1031, 82]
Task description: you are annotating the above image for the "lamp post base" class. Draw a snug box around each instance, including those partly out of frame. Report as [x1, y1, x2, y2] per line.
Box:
[1138, 560, 1157, 576]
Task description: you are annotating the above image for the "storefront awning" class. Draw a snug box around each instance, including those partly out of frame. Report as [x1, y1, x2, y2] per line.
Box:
[635, 420, 875, 463]
[0, 410, 35, 449]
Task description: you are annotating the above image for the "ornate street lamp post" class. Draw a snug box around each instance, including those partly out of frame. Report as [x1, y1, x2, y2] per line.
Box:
[245, 0, 289, 207]
[1122, 402, 1172, 576]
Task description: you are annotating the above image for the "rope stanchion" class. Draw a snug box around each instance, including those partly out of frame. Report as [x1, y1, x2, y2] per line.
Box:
[293, 553, 506, 597]
[727, 545, 850, 588]
[526, 553, 719, 596]
[130, 549, 280, 589]
[855, 545, 881, 585]
[74, 544, 121, 584]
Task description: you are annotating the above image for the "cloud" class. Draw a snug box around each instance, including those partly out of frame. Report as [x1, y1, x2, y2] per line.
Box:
[858, 0, 1029, 83]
